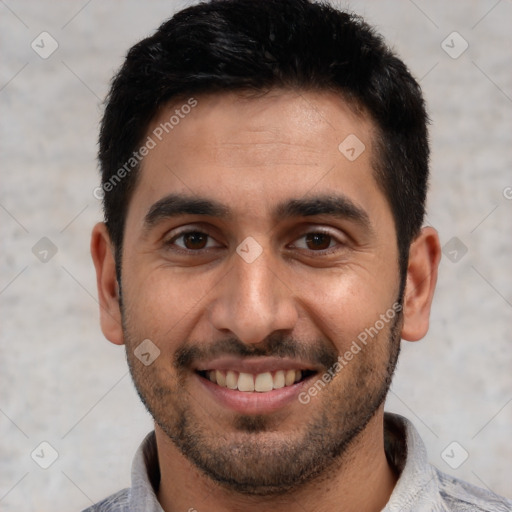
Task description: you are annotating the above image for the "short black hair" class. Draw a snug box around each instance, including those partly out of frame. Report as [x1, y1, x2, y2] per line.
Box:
[99, 0, 429, 284]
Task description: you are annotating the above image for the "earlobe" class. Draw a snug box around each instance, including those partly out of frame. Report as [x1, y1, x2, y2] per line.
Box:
[401, 226, 441, 342]
[90, 222, 124, 345]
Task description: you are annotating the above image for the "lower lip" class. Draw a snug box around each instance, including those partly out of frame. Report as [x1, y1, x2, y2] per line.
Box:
[196, 373, 314, 414]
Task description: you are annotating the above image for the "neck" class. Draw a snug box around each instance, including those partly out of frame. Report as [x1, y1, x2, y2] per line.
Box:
[156, 409, 397, 512]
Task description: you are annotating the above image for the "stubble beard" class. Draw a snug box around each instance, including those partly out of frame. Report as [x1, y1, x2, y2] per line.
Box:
[123, 307, 402, 496]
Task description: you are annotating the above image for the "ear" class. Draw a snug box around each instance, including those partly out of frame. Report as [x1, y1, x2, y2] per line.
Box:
[401, 226, 441, 341]
[90, 222, 124, 345]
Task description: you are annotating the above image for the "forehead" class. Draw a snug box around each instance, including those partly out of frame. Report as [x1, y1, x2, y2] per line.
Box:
[125, 89, 389, 231]
[150, 89, 370, 166]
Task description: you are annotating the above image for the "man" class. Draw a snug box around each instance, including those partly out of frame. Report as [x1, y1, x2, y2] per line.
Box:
[88, 0, 511, 510]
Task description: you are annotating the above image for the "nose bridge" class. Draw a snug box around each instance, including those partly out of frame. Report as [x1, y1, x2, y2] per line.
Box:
[237, 253, 276, 310]
[209, 247, 297, 345]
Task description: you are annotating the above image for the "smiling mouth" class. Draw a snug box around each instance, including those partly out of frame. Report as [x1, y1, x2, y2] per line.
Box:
[196, 369, 317, 392]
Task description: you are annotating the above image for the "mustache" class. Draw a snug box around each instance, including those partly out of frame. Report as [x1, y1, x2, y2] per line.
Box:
[174, 333, 339, 371]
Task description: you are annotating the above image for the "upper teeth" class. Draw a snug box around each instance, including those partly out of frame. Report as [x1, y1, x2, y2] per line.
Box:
[206, 369, 303, 392]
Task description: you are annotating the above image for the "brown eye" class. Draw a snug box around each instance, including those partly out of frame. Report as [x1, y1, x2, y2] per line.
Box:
[168, 230, 219, 251]
[304, 232, 333, 250]
[182, 232, 209, 250]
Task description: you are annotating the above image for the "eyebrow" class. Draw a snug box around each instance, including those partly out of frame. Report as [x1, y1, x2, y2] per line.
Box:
[144, 194, 231, 230]
[143, 192, 373, 234]
[275, 194, 373, 233]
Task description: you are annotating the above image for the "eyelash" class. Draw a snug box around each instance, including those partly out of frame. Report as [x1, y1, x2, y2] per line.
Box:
[165, 230, 220, 252]
[164, 228, 346, 255]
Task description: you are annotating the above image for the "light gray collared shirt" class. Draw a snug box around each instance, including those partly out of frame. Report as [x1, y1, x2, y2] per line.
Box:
[83, 413, 512, 511]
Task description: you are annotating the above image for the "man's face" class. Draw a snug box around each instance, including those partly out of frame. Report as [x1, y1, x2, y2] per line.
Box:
[120, 90, 402, 494]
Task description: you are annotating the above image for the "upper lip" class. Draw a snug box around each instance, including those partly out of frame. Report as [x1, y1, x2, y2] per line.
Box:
[195, 356, 321, 374]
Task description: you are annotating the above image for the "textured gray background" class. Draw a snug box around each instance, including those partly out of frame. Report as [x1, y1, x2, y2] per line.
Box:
[1, 0, 511, 510]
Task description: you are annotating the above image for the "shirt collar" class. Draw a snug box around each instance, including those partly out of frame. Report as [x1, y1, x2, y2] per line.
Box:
[129, 431, 163, 511]
[383, 413, 447, 511]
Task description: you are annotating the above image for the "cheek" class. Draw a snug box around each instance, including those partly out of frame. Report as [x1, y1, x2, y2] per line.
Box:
[122, 268, 218, 345]
[291, 265, 399, 349]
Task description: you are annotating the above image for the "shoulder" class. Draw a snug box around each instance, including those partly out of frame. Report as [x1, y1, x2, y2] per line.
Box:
[435, 468, 512, 512]
[81, 488, 130, 512]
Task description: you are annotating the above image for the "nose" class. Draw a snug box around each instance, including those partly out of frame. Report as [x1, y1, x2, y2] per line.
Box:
[208, 247, 299, 345]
